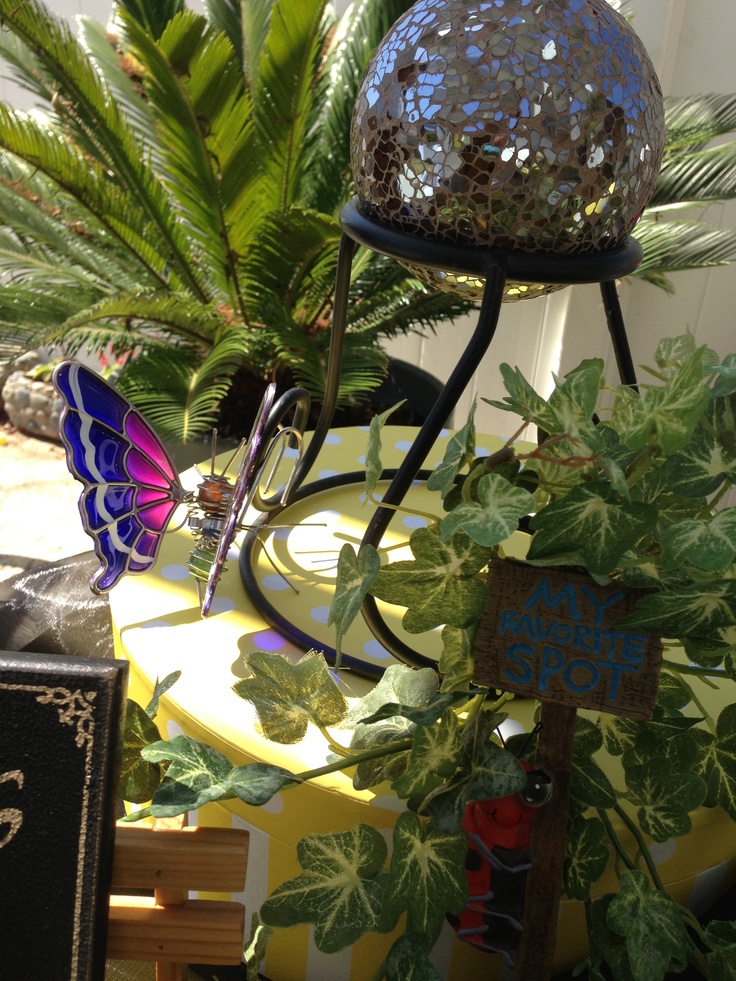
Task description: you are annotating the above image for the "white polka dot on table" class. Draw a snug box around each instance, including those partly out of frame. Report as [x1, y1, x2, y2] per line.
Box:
[318, 469, 340, 479]
[439, 429, 449, 438]
[207, 596, 236, 615]
[324, 433, 343, 445]
[357, 454, 366, 465]
[648, 839, 677, 866]
[394, 440, 413, 452]
[403, 515, 428, 529]
[252, 630, 287, 651]
[498, 718, 526, 740]
[363, 640, 392, 660]
[369, 795, 408, 812]
[261, 573, 291, 592]
[261, 793, 285, 815]
[140, 619, 172, 629]
[281, 446, 300, 459]
[161, 564, 189, 581]
[312, 509, 342, 524]
[310, 606, 331, 624]
[475, 445, 491, 457]
[359, 492, 383, 503]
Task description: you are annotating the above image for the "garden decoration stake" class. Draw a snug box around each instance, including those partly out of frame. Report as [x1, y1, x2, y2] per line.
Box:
[475, 562, 663, 979]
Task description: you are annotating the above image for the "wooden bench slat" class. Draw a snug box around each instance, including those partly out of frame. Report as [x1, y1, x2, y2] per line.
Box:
[112, 825, 249, 893]
[107, 898, 245, 964]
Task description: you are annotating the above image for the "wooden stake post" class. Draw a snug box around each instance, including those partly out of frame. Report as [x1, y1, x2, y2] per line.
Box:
[474, 561, 662, 981]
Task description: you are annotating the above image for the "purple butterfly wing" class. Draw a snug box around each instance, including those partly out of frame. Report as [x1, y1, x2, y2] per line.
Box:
[200, 382, 277, 617]
[53, 361, 184, 592]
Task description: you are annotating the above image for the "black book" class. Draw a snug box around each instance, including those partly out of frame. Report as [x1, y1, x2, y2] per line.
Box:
[0, 651, 128, 981]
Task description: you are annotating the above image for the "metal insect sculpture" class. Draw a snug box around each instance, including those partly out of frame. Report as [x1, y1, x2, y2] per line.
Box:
[447, 761, 552, 967]
[52, 361, 307, 616]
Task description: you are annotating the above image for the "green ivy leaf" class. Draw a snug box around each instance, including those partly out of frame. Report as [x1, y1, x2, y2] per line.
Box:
[598, 713, 639, 757]
[692, 704, 736, 818]
[364, 401, 405, 497]
[712, 354, 736, 398]
[438, 625, 476, 692]
[145, 670, 181, 719]
[654, 333, 718, 373]
[244, 912, 272, 981]
[563, 815, 610, 901]
[665, 396, 736, 498]
[704, 916, 736, 981]
[385, 932, 444, 981]
[624, 347, 712, 455]
[422, 713, 526, 830]
[358, 691, 467, 728]
[624, 760, 706, 841]
[141, 735, 238, 815]
[385, 812, 468, 943]
[527, 483, 656, 575]
[546, 359, 604, 447]
[438, 472, 534, 546]
[611, 385, 640, 435]
[233, 650, 348, 743]
[119, 698, 164, 804]
[615, 581, 736, 638]
[370, 525, 492, 632]
[328, 544, 381, 669]
[660, 509, 736, 571]
[342, 664, 439, 731]
[392, 710, 463, 800]
[485, 362, 559, 431]
[571, 718, 616, 809]
[350, 720, 413, 791]
[260, 824, 393, 952]
[589, 895, 636, 981]
[427, 403, 476, 498]
[606, 870, 689, 981]
[228, 762, 296, 805]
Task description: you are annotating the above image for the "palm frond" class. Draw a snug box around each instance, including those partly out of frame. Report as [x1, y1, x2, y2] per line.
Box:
[252, 0, 331, 211]
[240, 0, 275, 93]
[0, 0, 208, 300]
[78, 17, 159, 160]
[663, 94, 736, 151]
[241, 206, 341, 323]
[0, 104, 185, 290]
[306, 0, 416, 214]
[117, 334, 247, 442]
[60, 291, 227, 346]
[632, 216, 736, 291]
[113, 0, 185, 41]
[651, 142, 736, 209]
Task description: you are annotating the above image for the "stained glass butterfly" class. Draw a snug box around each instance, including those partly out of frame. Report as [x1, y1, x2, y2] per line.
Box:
[52, 360, 305, 616]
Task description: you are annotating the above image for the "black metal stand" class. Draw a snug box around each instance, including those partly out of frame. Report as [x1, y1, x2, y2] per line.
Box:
[240, 199, 644, 675]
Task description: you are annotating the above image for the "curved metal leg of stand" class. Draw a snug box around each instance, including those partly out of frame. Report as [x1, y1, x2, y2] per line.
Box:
[359, 264, 508, 669]
[284, 233, 358, 497]
[600, 279, 639, 390]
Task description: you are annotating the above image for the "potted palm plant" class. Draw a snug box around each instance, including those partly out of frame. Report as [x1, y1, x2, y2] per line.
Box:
[0, 0, 473, 442]
[120, 332, 736, 981]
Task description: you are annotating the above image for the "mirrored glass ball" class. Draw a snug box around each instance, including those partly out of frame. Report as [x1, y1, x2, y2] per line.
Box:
[351, 0, 665, 300]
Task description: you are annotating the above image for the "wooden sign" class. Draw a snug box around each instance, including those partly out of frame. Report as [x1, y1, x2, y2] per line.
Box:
[474, 561, 662, 721]
[0, 651, 128, 981]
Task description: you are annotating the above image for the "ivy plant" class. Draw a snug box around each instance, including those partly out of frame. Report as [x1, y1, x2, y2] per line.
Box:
[122, 333, 736, 980]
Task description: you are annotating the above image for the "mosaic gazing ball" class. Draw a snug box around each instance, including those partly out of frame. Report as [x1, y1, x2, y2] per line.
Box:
[351, 0, 665, 300]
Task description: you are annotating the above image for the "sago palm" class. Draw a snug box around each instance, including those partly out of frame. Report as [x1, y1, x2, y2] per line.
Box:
[0, 0, 471, 440]
[632, 92, 736, 291]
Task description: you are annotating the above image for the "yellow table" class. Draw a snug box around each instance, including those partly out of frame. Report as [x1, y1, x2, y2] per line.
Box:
[111, 426, 736, 981]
